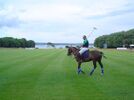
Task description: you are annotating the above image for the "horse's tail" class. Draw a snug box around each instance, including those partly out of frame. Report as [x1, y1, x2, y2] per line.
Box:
[100, 52, 107, 59]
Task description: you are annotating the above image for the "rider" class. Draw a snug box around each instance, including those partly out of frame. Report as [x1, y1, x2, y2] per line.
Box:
[78, 35, 89, 59]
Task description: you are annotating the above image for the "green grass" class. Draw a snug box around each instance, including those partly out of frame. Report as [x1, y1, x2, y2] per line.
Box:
[0, 48, 134, 100]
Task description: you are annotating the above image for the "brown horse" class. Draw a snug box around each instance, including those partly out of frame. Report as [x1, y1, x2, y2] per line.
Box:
[67, 46, 106, 76]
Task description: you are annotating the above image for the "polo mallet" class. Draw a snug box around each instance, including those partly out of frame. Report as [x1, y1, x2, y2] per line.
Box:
[87, 27, 97, 37]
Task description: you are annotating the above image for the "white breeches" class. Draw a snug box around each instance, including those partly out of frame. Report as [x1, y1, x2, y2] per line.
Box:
[79, 47, 89, 55]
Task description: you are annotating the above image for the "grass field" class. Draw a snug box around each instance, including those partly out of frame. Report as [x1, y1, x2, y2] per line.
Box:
[0, 48, 134, 100]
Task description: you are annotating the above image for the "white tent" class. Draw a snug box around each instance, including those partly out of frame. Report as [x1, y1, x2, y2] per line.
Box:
[130, 44, 134, 47]
[130, 44, 134, 49]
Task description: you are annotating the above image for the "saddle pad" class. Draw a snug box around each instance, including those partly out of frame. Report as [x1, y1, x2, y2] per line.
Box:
[82, 50, 89, 59]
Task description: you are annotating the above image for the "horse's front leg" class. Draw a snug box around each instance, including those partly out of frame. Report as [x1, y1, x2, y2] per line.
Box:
[77, 62, 85, 74]
[77, 62, 81, 74]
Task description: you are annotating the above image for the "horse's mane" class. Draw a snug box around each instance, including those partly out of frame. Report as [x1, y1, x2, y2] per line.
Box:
[71, 47, 80, 51]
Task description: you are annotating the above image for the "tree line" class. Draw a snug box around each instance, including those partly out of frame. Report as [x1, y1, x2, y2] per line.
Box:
[94, 29, 134, 48]
[0, 37, 35, 48]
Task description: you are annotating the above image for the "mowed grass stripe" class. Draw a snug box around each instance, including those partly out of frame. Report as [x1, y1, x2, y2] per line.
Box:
[0, 49, 56, 72]
[0, 49, 63, 100]
[26, 49, 74, 100]
[96, 50, 134, 100]
[103, 51, 134, 76]
[0, 49, 61, 78]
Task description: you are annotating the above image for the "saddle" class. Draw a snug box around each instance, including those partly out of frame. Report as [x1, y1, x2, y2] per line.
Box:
[81, 50, 90, 59]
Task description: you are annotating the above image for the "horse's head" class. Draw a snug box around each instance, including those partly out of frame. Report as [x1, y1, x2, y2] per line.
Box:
[66, 46, 73, 56]
[66, 46, 79, 56]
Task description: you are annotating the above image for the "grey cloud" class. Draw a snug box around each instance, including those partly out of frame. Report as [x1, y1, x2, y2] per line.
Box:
[0, 15, 21, 28]
[85, 6, 134, 20]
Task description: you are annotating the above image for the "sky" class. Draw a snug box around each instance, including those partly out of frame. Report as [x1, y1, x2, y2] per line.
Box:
[0, 0, 134, 43]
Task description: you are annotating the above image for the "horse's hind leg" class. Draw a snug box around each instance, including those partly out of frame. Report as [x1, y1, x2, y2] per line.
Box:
[98, 60, 104, 76]
[89, 61, 97, 76]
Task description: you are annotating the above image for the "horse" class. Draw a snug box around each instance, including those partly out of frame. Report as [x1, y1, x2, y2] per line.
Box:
[66, 46, 106, 76]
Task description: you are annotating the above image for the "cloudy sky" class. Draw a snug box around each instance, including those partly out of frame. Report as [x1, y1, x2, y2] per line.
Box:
[0, 0, 134, 43]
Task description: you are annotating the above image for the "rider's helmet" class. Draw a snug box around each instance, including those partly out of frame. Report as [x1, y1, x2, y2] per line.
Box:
[83, 35, 87, 40]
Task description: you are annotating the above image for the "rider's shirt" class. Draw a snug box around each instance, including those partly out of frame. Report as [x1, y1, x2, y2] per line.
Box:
[83, 39, 89, 47]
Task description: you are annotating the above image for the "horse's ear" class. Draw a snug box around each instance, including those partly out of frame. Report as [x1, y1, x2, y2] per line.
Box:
[65, 46, 69, 48]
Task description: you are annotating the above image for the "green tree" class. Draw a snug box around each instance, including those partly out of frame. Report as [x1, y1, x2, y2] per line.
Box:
[0, 37, 35, 48]
[26, 40, 35, 47]
[94, 29, 134, 48]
